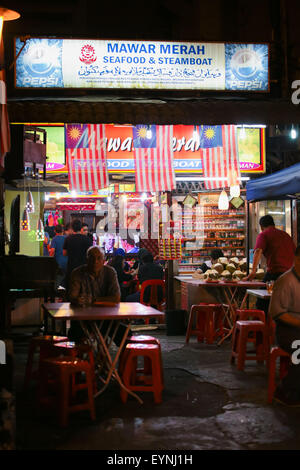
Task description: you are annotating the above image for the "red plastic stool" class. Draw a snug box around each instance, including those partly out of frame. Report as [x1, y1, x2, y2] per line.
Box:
[119, 335, 162, 379]
[185, 303, 226, 344]
[268, 346, 290, 403]
[38, 357, 96, 427]
[24, 335, 68, 389]
[231, 320, 269, 371]
[120, 343, 164, 404]
[52, 341, 97, 393]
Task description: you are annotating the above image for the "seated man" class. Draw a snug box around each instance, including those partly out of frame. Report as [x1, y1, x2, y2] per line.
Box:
[126, 252, 164, 303]
[68, 246, 128, 346]
[199, 248, 224, 273]
[269, 244, 300, 406]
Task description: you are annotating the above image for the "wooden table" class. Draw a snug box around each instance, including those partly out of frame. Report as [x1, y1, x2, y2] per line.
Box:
[42, 302, 164, 404]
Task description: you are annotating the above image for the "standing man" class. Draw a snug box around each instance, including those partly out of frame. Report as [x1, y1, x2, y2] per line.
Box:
[246, 215, 295, 283]
[269, 245, 300, 406]
[63, 219, 93, 294]
[246, 215, 295, 314]
[246, 214, 295, 315]
[50, 224, 67, 288]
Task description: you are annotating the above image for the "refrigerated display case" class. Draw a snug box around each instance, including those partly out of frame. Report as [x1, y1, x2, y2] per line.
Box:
[249, 199, 293, 269]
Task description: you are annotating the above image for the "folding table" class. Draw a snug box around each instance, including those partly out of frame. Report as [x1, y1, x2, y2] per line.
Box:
[42, 302, 164, 403]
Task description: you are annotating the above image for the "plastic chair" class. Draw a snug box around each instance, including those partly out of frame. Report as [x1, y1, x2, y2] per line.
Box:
[140, 280, 166, 324]
[268, 346, 290, 403]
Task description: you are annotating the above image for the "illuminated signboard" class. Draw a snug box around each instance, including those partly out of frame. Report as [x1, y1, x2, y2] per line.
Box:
[15, 38, 269, 91]
[36, 125, 65, 167]
[21, 124, 265, 175]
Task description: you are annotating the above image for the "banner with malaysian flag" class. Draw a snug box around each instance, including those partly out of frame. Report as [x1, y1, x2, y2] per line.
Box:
[133, 125, 176, 192]
[0, 34, 10, 168]
[65, 124, 108, 192]
[199, 125, 240, 190]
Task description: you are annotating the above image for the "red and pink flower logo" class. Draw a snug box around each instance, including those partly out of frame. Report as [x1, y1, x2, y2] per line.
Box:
[79, 44, 97, 64]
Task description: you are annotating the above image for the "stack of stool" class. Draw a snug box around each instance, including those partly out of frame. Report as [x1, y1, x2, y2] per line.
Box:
[185, 303, 226, 344]
[119, 338, 164, 404]
[52, 341, 97, 393]
[231, 309, 269, 371]
[268, 346, 290, 403]
[119, 335, 162, 380]
[38, 356, 96, 427]
[24, 335, 68, 389]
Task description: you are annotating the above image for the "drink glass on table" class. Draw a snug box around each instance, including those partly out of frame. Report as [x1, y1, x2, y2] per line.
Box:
[266, 281, 274, 294]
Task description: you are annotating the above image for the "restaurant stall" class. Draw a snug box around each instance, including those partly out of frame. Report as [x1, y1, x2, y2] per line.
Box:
[3, 37, 274, 324]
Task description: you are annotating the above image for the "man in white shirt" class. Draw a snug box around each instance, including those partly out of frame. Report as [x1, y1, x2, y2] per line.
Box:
[269, 245, 300, 406]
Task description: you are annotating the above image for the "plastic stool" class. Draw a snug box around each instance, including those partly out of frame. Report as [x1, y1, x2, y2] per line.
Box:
[231, 320, 269, 371]
[52, 341, 97, 393]
[24, 335, 68, 389]
[185, 303, 226, 344]
[268, 346, 290, 403]
[119, 335, 162, 379]
[39, 357, 96, 427]
[120, 343, 164, 404]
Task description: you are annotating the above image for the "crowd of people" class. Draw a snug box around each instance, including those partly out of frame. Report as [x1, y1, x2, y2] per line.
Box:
[44, 218, 165, 305]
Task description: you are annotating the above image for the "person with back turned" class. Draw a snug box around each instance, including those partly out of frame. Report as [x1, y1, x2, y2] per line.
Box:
[63, 219, 93, 294]
[245, 215, 295, 315]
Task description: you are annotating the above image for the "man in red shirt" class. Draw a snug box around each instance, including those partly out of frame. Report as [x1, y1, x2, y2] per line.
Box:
[246, 214, 296, 315]
[247, 215, 296, 282]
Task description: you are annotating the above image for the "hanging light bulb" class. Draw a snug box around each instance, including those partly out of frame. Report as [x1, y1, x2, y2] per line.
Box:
[239, 125, 246, 139]
[26, 191, 34, 213]
[146, 125, 152, 139]
[230, 184, 240, 198]
[36, 218, 45, 241]
[290, 124, 297, 139]
[218, 190, 229, 210]
[21, 209, 30, 231]
[193, 125, 199, 142]
[141, 192, 147, 202]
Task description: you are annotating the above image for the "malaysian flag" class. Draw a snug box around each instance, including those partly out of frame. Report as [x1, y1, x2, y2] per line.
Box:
[65, 124, 108, 192]
[133, 125, 176, 192]
[200, 125, 240, 190]
[0, 33, 10, 168]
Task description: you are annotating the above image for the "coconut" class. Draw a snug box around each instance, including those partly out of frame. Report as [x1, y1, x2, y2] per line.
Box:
[192, 270, 204, 279]
[232, 269, 244, 280]
[238, 260, 247, 271]
[218, 257, 228, 267]
[212, 262, 224, 274]
[204, 269, 219, 280]
[221, 270, 231, 279]
[226, 263, 236, 274]
[229, 257, 240, 267]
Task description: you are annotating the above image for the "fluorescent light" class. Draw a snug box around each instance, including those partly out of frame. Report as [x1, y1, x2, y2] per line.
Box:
[268, 211, 285, 215]
[237, 124, 267, 128]
[290, 125, 297, 139]
[176, 176, 250, 182]
[146, 125, 152, 139]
